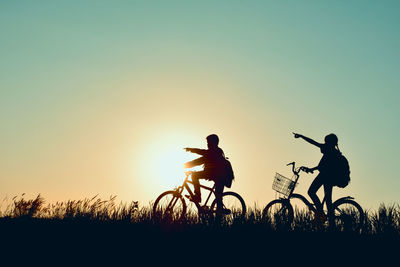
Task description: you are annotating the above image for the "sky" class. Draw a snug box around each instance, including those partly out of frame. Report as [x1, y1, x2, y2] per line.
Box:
[1, 1, 399, 211]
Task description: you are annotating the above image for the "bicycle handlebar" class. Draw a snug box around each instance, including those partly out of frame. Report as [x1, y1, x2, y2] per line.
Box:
[287, 161, 309, 176]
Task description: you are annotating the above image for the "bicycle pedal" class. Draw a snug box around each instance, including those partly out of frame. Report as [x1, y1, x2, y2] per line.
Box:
[224, 209, 232, 215]
[217, 208, 231, 215]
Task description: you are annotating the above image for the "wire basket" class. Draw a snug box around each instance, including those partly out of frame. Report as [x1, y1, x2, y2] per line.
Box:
[272, 173, 296, 197]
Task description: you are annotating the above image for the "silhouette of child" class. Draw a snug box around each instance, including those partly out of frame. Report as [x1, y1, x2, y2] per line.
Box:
[293, 133, 342, 221]
[184, 134, 226, 212]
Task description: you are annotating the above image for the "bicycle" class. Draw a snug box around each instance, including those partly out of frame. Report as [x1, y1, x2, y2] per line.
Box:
[263, 162, 364, 231]
[153, 171, 246, 220]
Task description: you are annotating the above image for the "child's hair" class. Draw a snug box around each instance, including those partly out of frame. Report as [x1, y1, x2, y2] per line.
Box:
[206, 134, 219, 146]
[324, 133, 340, 151]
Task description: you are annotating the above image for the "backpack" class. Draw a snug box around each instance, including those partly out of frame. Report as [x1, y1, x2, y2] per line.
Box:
[332, 153, 351, 188]
[222, 157, 235, 188]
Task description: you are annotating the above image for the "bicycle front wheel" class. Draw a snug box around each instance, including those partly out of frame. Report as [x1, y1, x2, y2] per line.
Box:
[332, 199, 364, 232]
[210, 192, 246, 219]
[153, 190, 187, 220]
[262, 199, 294, 228]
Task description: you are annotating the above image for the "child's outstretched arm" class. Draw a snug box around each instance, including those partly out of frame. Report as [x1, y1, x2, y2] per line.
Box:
[184, 147, 207, 156]
[293, 133, 322, 148]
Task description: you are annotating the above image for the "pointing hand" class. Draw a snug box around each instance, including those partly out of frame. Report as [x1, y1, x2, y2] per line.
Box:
[293, 132, 301, 138]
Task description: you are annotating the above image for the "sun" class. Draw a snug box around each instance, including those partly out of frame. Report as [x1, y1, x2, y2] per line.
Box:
[140, 132, 204, 195]
[154, 146, 192, 187]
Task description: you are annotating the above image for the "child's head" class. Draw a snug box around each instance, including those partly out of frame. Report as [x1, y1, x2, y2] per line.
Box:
[324, 133, 338, 148]
[206, 134, 219, 148]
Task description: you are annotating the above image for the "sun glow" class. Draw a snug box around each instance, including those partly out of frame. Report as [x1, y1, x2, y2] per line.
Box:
[154, 147, 192, 186]
[140, 132, 204, 196]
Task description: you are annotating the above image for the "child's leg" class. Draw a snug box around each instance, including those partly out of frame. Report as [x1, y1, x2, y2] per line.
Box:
[191, 171, 205, 202]
[214, 181, 224, 211]
[308, 174, 324, 213]
[324, 183, 334, 225]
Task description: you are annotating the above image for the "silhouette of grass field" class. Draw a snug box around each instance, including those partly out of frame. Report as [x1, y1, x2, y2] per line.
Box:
[0, 194, 398, 264]
[1, 194, 399, 234]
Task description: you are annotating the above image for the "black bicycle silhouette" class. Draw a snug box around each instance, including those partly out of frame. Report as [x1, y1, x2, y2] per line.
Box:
[153, 171, 246, 220]
[263, 162, 364, 231]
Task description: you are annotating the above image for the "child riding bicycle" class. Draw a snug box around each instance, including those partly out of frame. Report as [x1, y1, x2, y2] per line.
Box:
[183, 134, 230, 214]
[293, 132, 343, 222]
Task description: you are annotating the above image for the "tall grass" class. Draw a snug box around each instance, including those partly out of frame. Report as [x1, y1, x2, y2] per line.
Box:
[1, 194, 399, 237]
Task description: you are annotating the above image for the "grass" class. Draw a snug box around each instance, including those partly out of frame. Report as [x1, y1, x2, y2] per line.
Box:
[1, 194, 399, 235]
[0, 194, 399, 263]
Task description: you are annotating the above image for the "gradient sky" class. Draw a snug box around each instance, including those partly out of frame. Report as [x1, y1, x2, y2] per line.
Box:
[1, 1, 399, 211]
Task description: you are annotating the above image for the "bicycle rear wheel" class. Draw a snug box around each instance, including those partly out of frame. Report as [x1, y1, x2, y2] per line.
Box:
[262, 199, 294, 228]
[332, 199, 364, 232]
[210, 192, 246, 220]
[153, 190, 187, 220]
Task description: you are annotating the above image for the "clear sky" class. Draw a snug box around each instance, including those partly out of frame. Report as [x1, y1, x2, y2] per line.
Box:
[1, 1, 399, 211]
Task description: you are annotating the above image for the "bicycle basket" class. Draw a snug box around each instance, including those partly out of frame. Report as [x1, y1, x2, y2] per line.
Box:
[272, 173, 296, 197]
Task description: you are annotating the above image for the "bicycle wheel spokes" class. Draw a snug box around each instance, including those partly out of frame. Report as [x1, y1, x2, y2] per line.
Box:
[263, 199, 294, 228]
[210, 192, 246, 221]
[289, 197, 314, 226]
[333, 200, 364, 232]
[223, 193, 246, 217]
[153, 191, 186, 221]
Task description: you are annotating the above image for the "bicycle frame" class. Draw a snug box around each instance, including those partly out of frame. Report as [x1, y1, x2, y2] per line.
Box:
[282, 162, 355, 215]
[174, 172, 216, 211]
